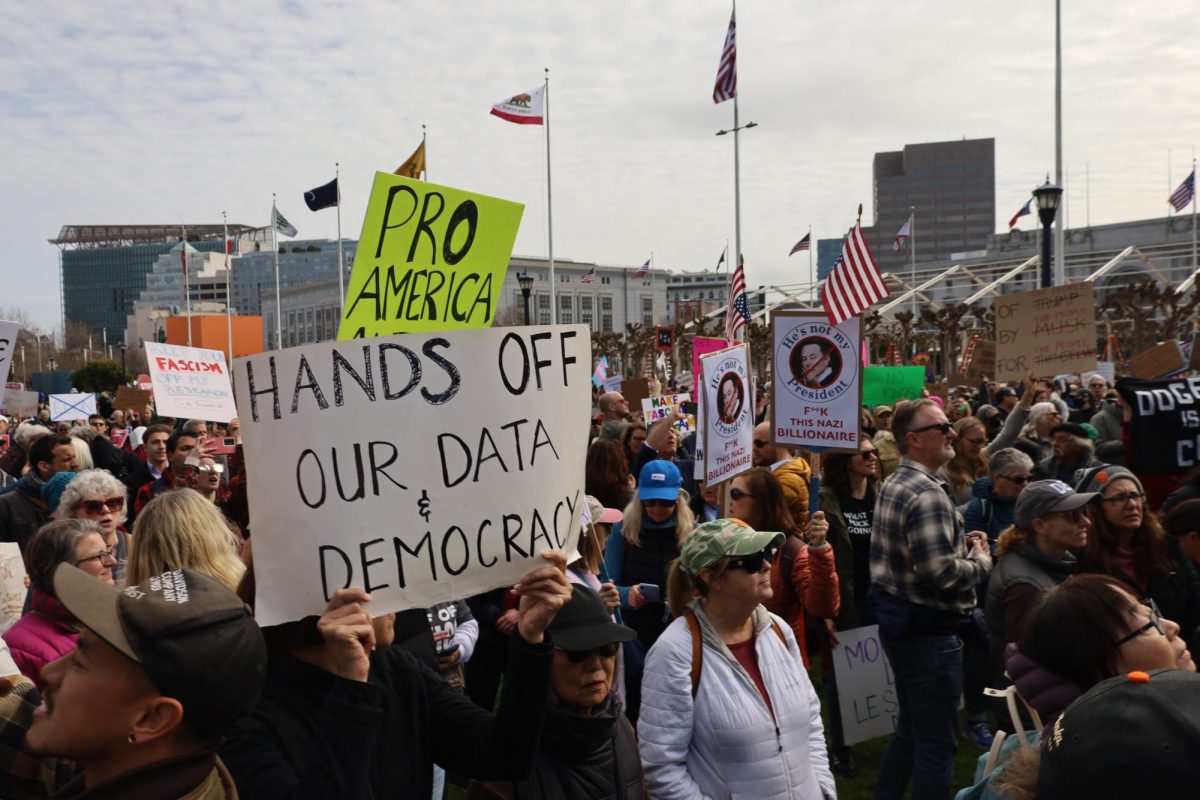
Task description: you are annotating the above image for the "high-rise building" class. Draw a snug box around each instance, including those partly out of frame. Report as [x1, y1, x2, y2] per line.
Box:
[866, 138, 995, 276]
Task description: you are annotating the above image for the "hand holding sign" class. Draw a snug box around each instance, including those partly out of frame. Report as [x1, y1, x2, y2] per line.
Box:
[514, 550, 571, 644]
[316, 588, 380, 683]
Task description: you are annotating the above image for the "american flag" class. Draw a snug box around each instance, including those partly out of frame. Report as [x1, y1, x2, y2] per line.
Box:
[634, 259, 650, 278]
[724, 256, 751, 340]
[820, 221, 890, 325]
[581, 267, 596, 283]
[788, 233, 811, 256]
[713, 11, 736, 104]
[1169, 169, 1195, 212]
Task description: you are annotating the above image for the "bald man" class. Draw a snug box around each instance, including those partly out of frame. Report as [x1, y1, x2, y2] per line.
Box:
[597, 391, 632, 423]
[751, 421, 810, 526]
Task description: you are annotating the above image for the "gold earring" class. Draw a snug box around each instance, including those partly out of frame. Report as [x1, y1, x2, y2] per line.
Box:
[127, 733, 136, 744]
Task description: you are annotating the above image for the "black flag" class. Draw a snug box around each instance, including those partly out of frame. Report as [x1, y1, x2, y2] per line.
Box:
[303, 178, 339, 211]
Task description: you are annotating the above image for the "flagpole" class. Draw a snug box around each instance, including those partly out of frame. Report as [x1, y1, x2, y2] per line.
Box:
[1053, 0, 1064, 286]
[909, 206, 916, 325]
[335, 162, 345, 316]
[544, 68, 557, 324]
[808, 226, 813, 299]
[181, 224, 192, 348]
[273, 195, 282, 350]
[223, 211, 233, 368]
[421, 125, 427, 181]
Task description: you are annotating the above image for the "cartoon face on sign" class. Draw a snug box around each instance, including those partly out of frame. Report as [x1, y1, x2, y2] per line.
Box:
[717, 372, 745, 424]
[709, 356, 751, 437]
[777, 320, 858, 402]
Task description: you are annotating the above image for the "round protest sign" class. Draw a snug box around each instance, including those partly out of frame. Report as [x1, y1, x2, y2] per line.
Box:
[771, 312, 862, 451]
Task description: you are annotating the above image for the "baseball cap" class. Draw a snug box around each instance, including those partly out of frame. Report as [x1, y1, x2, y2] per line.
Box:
[1075, 464, 1145, 497]
[679, 518, 784, 576]
[53, 564, 267, 737]
[584, 495, 622, 527]
[638, 459, 682, 502]
[548, 584, 637, 651]
[1037, 669, 1200, 798]
[1014, 479, 1099, 529]
[873, 405, 894, 416]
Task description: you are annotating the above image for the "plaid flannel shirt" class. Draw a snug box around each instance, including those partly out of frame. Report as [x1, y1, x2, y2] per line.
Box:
[869, 458, 991, 614]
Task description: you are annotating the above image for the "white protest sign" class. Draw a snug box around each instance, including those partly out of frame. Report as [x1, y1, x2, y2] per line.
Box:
[831, 624, 898, 745]
[1, 390, 38, 418]
[49, 393, 96, 421]
[700, 344, 753, 485]
[1092, 361, 1116, 384]
[0, 321, 19, 408]
[771, 311, 862, 452]
[233, 324, 591, 626]
[144, 342, 237, 422]
[641, 392, 695, 434]
[603, 375, 623, 392]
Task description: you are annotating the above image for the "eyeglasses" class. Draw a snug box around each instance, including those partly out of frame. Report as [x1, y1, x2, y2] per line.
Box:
[727, 547, 777, 573]
[1115, 600, 1165, 647]
[729, 487, 754, 501]
[1000, 474, 1031, 485]
[643, 498, 675, 508]
[911, 422, 954, 435]
[197, 463, 225, 474]
[855, 450, 878, 460]
[80, 497, 125, 515]
[1102, 492, 1146, 507]
[76, 547, 117, 566]
[753, 440, 770, 448]
[559, 642, 620, 662]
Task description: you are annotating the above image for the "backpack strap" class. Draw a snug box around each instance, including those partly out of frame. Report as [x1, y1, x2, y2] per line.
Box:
[684, 607, 703, 697]
[769, 618, 786, 644]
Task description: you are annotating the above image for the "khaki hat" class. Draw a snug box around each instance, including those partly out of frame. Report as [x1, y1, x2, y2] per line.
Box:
[679, 518, 784, 576]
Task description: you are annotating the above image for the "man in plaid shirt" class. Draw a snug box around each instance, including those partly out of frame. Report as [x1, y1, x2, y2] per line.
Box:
[869, 399, 992, 800]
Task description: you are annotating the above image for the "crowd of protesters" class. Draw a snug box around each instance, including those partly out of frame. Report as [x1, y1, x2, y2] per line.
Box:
[0, 364, 1193, 799]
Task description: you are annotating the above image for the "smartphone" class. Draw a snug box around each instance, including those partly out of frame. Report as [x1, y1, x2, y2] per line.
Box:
[639, 583, 661, 603]
[0, 435, 8, 449]
[202, 436, 237, 455]
[680, 401, 698, 416]
[439, 641, 461, 657]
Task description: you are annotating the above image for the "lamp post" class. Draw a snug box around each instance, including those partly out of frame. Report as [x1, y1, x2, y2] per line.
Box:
[120, 344, 127, 385]
[518, 272, 534, 326]
[48, 354, 56, 373]
[1033, 177, 1063, 288]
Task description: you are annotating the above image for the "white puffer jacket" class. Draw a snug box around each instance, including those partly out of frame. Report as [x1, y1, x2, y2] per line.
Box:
[637, 602, 836, 800]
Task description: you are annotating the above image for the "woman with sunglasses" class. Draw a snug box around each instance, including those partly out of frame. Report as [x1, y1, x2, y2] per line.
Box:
[639, 519, 836, 800]
[2, 518, 114, 689]
[1075, 465, 1200, 650]
[962, 448, 1036, 546]
[56, 469, 131, 583]
[727, 467, 838, 669]
[604, 459, 695, 724]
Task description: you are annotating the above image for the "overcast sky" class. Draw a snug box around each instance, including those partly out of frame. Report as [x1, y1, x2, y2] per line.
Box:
[3, 1, 1198, 334]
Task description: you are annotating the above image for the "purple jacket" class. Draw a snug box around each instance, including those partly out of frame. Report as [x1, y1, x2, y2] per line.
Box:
[2, 594, 78, 690]
[1003, 643, 1083, 728]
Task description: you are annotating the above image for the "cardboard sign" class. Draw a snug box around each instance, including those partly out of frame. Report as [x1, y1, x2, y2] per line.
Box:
[862, 367, 925, 407]
[994, 282, 1096, 381]
[621, 377, 651, 411]
[49, 393, 97, 421]
[1115, 377, 1200, 473]
[770, 311, 862, 452]
[1130, 341, 1187, 379]
[112, 387, 152, 413]
[232, 324, 591, 626]
[1, 389, 38, 418]
[0, 321, 19, 408]
[925, 382, 951, 401]
[959, 338, 996, 383]
[641, 393, 695, 434]
[338, 173, 525, 340]
[700, 344, 754, 485]
[831, 625, 897, 746]
[144, 343, 237, 422]
[655, 326, 674, 352]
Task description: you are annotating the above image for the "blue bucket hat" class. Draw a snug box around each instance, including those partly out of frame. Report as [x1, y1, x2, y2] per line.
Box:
[42, 471, 78, 515]
[638, 459, 682, 502]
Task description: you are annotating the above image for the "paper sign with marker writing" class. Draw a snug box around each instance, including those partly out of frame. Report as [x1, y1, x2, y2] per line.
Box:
[233, 324, 591, 626]
[641, 393, 694, 434]
[1, 390, 38, 418]
[862, 367, 925, 406]
[832, 625, 897, 745]
[49, 393, 96, 421]
[144, 343, 237, 422]
[994, 282, 1096, 381]
[339, 173, 524, 340]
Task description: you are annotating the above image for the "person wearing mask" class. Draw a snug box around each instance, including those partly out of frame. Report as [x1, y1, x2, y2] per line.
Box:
[1076, 465, 1200, 650]
[220, 552, 572, 800]
[869, 399, 992, 800]
[604, 458, 694, 724]
[0, 435, 77, 551]
[467, 585, 643, 800]
[125, 489, 246, 591]
[727, 467, 838, 668]
[638, 519, 836, 800]
[56, 468, 132, 584]
[1039, 422, 1100, 485]
[3, 519, 115, 689]
[819, 434, 879, 776]
[24, 565, 267, 798]
[962, 448, 1036, 546]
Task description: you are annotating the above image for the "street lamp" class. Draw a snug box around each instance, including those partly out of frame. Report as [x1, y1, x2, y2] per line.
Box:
[48, 354, 56, 373]
[120, 344, 127, 384]
[1033, 176, 1064, 288]
[517, 272, 534, 326]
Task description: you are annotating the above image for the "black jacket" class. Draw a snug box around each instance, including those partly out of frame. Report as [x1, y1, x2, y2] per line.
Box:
[220, 632, 552, 799]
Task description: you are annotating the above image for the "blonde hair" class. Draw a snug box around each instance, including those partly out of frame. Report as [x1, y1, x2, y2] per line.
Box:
[619, 490, 695, 547]
[126, 489, 245, 591]
[69, 437, 93, 470]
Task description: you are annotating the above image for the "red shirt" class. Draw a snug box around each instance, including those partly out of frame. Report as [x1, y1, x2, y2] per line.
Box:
[727, 637, 775, 719]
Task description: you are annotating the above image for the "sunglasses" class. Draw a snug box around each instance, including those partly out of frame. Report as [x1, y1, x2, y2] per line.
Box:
[80, 497, 125, 515]
[753, 439, 770, 448]
[729, 487, 754, 501]
[1115, 600, 1164, 647]
[1001, 474, 1031, 485]
[911, 422, 954, 435]
[560, 642, 620, 662]
[727, 546, 777, 573]
[643, 498, 675, 508]
[855, 450, 878, 460]
[197, 463, 225, 474]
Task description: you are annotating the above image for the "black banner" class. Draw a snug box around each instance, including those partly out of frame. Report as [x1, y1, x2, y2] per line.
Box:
[1115, 377, 1200, 474]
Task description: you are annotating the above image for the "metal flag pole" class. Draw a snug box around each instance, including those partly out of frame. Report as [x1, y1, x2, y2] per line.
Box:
[223, 211, 233, 368]
[808, 225, 813, 299]
[544, 68, 556, 324]
[335, 163, 345, 316]
[182, 224, 192, 347]
[272, 195, 282, 350]
[909, 206, 917, 323]
[1054, 0, 1065, 285]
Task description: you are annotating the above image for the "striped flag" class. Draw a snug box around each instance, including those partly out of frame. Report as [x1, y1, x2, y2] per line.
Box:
[712, 10, 736, 104]
[592, 356, 609, 388]
[788, 233, 811, 256]
[1169, 169, 1195, 212]
[724, 256, 751, 340]
[581, 267, 596, 283]
[634, 259, 650, 278]
[820, 221, 890, 325]
[1008, 198, 1032, 229]
[893, 214, 912, 251]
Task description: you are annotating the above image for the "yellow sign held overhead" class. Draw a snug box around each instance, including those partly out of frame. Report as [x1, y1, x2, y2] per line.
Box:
[338, 172, 524, 339]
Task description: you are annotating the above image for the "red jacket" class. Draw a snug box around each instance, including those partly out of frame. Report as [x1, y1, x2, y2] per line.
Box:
[764, 539, 839, 668]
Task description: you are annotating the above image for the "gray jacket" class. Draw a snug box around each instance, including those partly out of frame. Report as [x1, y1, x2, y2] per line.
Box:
[1090, 401, 1125, 465]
